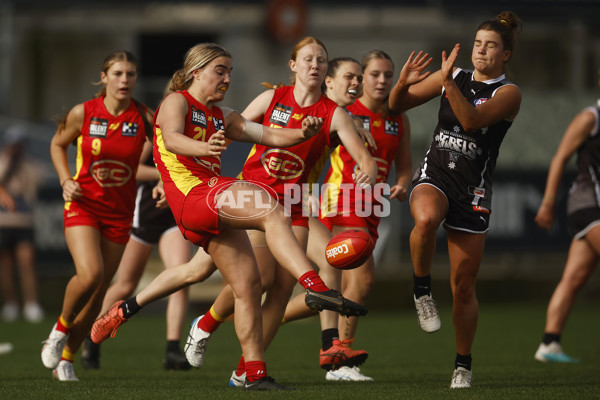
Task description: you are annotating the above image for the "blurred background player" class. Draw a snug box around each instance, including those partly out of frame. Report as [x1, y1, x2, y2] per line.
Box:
[0, 125, 46, 323]
[318, 49, 412, 381]
[41, 50, 151, 381]
[533, 70, 600, 364]
[282, 51, 411, 381]
[389, 11, 523, 388]
[81, 139, 193, 371]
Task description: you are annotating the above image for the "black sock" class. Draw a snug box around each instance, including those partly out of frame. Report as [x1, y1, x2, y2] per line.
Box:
[166, 340, 180, 354]
[543, 333, 561, 345]
[413, 274, 431, 298]
[120, 297, 141, 319]
[321, 328, 339, 351]
[455, 353, 472, 371]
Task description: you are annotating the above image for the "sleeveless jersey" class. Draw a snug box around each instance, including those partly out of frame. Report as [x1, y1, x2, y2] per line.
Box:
[322, 99, 403, 215]
[567, 100, 600, 214]
[153, 90, 225, 197]
[240, 86, 337, 205]
[414, 68, 516, 211]
[152, 90, 224, 223]
[67, 96, 147, 220]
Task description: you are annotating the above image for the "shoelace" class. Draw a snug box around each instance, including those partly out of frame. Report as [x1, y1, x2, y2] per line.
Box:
[417, 297, 438, 319]
[452, 369, 470, 384]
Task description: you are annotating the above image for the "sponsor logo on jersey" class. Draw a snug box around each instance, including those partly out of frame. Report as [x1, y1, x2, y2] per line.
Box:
[469, 186, 486, 197]
[373, 120, 382, 128]
[436, 130, 478, 159]
[385, 120, 399, 136]
[191, 106, 207, 127]
[208, 177, 219, 187]
[89, 160, 132, 187]
[473, 205, 490, 214]
[89, 117, 108, 138]
[358, 116, 370, 130]
[121, 122, 138, 136]
[474, 98, 488, 106]
[269, 103, 293, 127]
[260, 149, 304, 180]
[291, 113, 304, 121]
[212, 116, 224, 131]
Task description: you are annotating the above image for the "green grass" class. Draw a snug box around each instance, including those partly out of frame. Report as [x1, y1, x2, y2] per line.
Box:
[1, 302, 599, 399]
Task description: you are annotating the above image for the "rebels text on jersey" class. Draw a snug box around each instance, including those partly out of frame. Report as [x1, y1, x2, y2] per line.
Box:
[416, 68, 516, 209]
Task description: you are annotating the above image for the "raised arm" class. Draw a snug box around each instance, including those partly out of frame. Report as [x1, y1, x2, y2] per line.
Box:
[330, 107, 377, 186]
[389, 50, 440, 113]
[535, 109, 596, 230]
[442, 44, 521, 131]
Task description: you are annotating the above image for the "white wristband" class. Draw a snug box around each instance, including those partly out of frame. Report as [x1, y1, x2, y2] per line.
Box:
[242, 118, 264, 144]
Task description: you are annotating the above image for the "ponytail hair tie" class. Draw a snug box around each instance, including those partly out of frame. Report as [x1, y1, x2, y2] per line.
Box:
[500, 19, 509, 26]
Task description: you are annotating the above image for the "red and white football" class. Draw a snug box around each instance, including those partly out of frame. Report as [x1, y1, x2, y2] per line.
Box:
[325, 229, 374, 270]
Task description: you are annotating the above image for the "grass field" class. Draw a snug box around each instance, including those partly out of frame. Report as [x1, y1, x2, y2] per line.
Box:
[1, 301, 599, 399]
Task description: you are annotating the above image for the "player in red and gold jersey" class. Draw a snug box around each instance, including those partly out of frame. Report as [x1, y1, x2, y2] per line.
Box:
[42, 51, 151, 381]
[320, 51, 412, 381]
[283, 51, 412, 381]
[198, 38, 377, 386]
[91, 43, 368, 390]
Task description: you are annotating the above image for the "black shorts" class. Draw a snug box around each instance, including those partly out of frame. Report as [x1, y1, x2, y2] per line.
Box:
[131, 183, 178, 245]
[412, 180, 490, 234]
[0, 227, 34, 250]
[567, 207, 600, 240]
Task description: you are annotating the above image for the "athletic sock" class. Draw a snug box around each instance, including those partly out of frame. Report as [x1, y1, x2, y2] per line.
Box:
[321, 328, 339, 351]
[56, 316, 73, 334]
[198, 306, 225, 333]
[235, 355, 245, 376]
[166, 340, 180, 354]
[120, 297, 141, 319]
[61, 348, 76, 363]
[413, 274, 431, 298]
[299, 270, 329, 292]
[543, 333, 561, 345]
[455, 353, 472, 371]
[245, 360, 267, 382]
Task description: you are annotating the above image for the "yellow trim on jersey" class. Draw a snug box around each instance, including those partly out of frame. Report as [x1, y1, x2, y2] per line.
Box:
[73, 135, 84, 181]
[321, 146, 345, 216]
[306, 144, 331, 187]
[238, 144, 259, 179]
[155, 127, 202, 196]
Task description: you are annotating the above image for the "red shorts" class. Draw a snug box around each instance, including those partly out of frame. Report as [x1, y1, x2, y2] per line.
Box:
[287, 203, 309, 228]
[170, 176, 237, 250]
[63, 201, 132, 244]
[320, 212, 380, 245]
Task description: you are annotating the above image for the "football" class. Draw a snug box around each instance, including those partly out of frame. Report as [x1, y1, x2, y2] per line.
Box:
[325, 229, 374, 270]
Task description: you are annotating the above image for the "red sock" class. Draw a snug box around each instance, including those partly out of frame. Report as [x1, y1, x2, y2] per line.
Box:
[236, 356, 245, 376]
[56, 316, 72, 335]
[299, 270, 329, 292]
[197, 309, 222, 333]
[245, 360, 267, 382]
